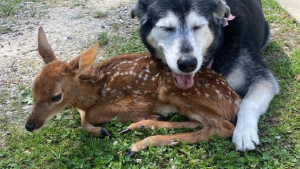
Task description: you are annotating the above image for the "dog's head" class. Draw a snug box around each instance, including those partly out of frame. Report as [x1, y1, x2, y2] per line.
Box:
[132, 0, 230, 88]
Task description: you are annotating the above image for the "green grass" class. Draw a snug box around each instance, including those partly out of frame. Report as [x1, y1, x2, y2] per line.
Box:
[0, 0, 21, 17]
[94, 11, 108, 19]
[1, 0, 300, 168]
[98, 31, 110, 47]
[0, 25, 12, 34]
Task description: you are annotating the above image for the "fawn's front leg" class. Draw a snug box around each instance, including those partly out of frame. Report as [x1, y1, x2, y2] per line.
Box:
[77, 108, 109, 137]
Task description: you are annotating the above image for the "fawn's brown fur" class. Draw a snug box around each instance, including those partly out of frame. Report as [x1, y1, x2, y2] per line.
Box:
[26, 27, 241, 154]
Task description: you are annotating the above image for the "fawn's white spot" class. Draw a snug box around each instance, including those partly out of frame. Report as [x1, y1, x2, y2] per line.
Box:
[133, 90, 141, 94]
[205, 93, 209, 98]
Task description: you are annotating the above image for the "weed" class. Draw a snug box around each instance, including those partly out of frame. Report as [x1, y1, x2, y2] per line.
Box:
[94, 11, 108, 19]
[21, 88, 33, 105]
[0, 25, 11, 34]
[30, 10, 37, 17]
[0, 0, 22, 17]
[0, 92, 10, 105]
[73, 2, 86, 8]
[111, 23, 119, 31]
[98, 32, 110, 46]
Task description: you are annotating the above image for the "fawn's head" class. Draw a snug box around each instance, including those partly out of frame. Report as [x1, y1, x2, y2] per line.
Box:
[25, 27, 98, 132]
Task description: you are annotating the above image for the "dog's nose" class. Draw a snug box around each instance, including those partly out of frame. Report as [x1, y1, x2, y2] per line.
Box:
[25, 123, 35, 132]
[177, 57, 198, 73]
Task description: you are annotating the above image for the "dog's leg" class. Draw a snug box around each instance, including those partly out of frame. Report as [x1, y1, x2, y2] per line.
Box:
[127, 118, 234, 155]
[119, 119, 201, 134]
[232, 80, 278, 151]
[77, 108, 109, 137]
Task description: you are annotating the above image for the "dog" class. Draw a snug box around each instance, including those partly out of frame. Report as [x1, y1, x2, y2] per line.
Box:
[131, 0, 280, 151]
[26, 27, 241, 155]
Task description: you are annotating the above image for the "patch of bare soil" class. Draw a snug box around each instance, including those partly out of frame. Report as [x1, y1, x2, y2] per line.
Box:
[0, 0, 137, 148]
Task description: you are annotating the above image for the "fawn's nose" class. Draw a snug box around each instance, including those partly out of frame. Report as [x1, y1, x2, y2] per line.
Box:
[177, 57, 198, 73]
[25, 123, 35, 132]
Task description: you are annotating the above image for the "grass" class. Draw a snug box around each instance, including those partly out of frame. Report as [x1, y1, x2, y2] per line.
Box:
[0, 25, 12, 34]
[1, 0, 300, 168]
[94, 11, 108, 19]
[0, 0, 21, 17]
[98, 32, 110, 47]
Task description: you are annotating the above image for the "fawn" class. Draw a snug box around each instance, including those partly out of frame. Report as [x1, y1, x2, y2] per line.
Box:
[25, 27, 241, 155]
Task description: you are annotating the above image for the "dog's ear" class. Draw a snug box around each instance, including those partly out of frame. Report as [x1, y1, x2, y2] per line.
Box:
[214, 0, 231, 19]
[131, 0, 155, 24]
[131, 1, 139, 19]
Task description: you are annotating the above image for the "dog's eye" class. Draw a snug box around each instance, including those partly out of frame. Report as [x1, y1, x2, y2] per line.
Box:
[192, 25, 203, 31]
[161, 27, 175, 32]
[51, 94, 62, 102]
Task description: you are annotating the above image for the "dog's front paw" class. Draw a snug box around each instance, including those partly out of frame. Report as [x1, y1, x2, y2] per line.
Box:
[232, 126, 259, 151]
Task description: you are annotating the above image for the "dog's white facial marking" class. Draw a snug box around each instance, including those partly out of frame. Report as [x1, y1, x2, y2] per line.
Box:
[189, 13, 214, 57]
[147, 11, 213, 76]
[155, 12, 179, 29]
[147, 12, 180, 68]
[186, 12, 207, 29]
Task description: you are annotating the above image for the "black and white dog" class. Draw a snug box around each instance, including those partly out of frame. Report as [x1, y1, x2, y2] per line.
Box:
[131, 0, 279, 151]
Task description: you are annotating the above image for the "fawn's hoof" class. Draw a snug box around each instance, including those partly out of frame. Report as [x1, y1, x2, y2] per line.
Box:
[126, 150, 137, 157]
[100, 128, 110, 137]
[119, 128, 131, 135]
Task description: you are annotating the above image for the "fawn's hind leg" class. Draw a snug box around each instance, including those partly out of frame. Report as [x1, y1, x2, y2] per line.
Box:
[127, 118, 234, 155]
[120, 119, 201, 134]
[77, 108, 109, 137]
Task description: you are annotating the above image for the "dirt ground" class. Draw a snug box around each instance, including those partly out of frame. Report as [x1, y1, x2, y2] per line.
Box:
[0, 0, 137, 148]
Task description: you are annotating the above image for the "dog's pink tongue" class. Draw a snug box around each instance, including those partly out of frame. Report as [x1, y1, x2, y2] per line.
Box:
[174, 73, 194, 88]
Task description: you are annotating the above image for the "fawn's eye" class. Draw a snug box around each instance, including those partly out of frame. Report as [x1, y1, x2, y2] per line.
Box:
[51, 94, 62, 102]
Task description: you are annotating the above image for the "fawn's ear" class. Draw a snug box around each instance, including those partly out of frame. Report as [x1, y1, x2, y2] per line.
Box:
[69, 43, 99, 75]
[38, 27, 57, 64]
